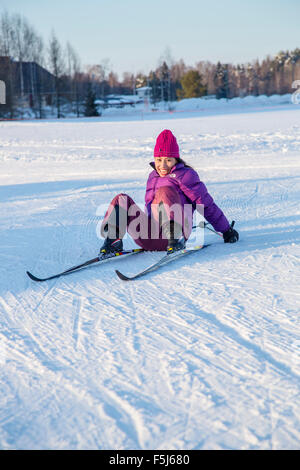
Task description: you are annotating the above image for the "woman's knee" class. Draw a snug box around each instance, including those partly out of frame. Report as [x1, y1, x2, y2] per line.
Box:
[110, 193, 130, 205]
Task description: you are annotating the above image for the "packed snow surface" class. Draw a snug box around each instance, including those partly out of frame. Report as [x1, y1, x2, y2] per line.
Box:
[0, 103, 299, 449]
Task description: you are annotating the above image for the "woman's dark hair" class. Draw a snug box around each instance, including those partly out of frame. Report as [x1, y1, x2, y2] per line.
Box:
[177, 157, 194, 170]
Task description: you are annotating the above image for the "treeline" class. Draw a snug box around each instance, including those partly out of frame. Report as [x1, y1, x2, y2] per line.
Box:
[1, 10, 300, 118]
[143, 50, 300, 102]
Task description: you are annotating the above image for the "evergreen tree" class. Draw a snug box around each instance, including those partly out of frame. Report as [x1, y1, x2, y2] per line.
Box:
[214, 62, 229, 99]
[178, 70, 206, 99]
[235, 64, 247, 96]
[157, 61, 170, 102]
[273, 50, 290, 94]
[286, 48, 300, 83]
[245, 61, 260, 96]
[84, 84, 100, 117]
[148, 71, 160, 104]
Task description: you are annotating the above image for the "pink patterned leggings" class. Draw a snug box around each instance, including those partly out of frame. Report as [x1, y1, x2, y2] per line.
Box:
[101, 186, 193, 251]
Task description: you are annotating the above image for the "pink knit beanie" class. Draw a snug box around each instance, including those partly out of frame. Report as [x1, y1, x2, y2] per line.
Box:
[154, 129, 180, 158]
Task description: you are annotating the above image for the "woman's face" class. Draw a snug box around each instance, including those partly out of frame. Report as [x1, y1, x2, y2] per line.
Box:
[154, 157, 177, 177]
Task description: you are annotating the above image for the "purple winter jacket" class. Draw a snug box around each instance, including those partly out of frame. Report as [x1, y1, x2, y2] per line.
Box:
[145, 162, 230, 233]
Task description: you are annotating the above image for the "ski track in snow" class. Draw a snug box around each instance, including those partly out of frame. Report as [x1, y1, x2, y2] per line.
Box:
[0, 107, 299, 449]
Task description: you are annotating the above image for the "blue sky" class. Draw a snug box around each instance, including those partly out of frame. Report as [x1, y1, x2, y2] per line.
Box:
[1, 0, 299, 77]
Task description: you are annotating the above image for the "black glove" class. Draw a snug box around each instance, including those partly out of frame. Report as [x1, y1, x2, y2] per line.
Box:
[223, 221, 239, 243]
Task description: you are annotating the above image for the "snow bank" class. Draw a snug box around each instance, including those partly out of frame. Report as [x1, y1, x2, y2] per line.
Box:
[1, 93, 296, 122]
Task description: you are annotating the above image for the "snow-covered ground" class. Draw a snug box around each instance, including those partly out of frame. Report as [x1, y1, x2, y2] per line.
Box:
[0, 102, 299, 449]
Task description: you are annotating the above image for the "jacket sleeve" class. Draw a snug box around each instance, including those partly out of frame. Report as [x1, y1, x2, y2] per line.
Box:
[145, 173, 155, 216]
[179, 169, 230, 233]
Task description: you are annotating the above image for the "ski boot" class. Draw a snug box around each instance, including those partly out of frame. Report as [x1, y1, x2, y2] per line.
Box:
[162, 220, 186, 253]
[99, 237, 123, 257]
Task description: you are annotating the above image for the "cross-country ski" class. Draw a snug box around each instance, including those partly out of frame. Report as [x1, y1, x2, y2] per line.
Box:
[26, 248, 144, 282]
[115, 244, 211, 281]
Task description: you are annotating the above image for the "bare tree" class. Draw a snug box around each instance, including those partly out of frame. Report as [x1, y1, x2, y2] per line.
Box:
[11, 14, 29, 97]
[108, 71, 120, 94]
[171, 59, 187, 82]
[0, 11, 15, 117]
[19, 20, 45, 117]
[66, 41, 81, 116]
[99, 58, 110, 98]
[48, 30, 65, 117]
[9, 14, 43, 113]
[122, 72, 136, 95]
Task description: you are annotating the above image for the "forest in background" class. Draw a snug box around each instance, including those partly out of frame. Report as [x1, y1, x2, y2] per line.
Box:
[1, 10, 300, 118]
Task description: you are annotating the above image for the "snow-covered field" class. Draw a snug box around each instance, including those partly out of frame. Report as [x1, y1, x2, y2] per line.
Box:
[0, 103, 299, 449]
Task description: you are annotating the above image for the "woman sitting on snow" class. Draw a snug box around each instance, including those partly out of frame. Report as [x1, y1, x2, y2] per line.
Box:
[99, 129, 239, 254]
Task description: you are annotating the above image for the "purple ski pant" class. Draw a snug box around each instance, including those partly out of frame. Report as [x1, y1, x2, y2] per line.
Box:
[100, 186, 193, 251]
